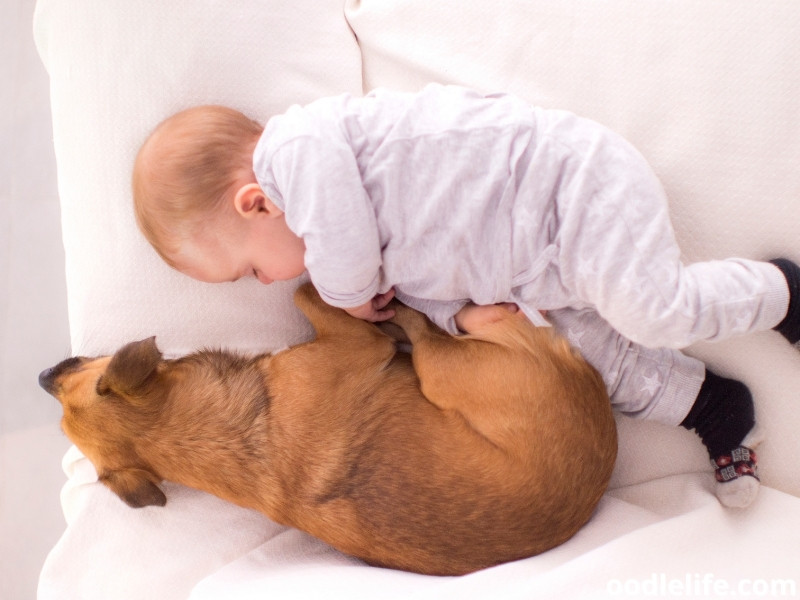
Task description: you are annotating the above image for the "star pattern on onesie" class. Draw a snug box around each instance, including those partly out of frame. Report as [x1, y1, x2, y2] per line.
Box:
[733, 309, 755, 333]
[640, 372, 662, 395]
[566, 327, 586, 350]
[602, 368, 620, 391]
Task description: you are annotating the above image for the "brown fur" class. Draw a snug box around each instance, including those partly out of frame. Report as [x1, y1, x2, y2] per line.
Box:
[39, 283, 617, 576]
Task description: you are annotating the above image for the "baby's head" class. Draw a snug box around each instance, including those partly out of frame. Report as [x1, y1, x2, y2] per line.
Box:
[132, 105, 263, 269]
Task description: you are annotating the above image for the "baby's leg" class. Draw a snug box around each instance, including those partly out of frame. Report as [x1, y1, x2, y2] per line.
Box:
[589, 252, 789, 350]
[548, 307, 761, 507]
[546, 308, 704, 423]
[556, 129, 790, 349]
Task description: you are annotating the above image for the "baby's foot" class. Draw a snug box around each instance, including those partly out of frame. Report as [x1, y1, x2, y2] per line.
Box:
[712, 426, 764, 508]
[770, 259, 800, 348]
[681, 370, 762, 507]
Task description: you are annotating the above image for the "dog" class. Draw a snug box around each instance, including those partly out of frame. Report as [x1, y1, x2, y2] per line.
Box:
[39, 283, 616, 576]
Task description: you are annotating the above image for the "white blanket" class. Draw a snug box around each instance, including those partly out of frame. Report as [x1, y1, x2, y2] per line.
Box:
[34, 0, 800, 597]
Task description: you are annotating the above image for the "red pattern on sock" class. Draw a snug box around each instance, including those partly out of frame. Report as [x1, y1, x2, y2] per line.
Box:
[712, 446, 759, 483]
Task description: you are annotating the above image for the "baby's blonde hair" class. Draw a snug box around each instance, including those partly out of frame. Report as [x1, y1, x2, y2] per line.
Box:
[132, 105, 263, 266]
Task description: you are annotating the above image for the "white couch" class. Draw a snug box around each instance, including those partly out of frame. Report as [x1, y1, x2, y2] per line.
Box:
[34, 1, 800, 598]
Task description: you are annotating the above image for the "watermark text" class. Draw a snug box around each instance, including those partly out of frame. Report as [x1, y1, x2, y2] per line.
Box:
[607, 573, 797, 597]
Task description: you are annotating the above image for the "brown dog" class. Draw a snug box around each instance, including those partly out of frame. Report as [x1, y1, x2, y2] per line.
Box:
[39, 283, 616, 576]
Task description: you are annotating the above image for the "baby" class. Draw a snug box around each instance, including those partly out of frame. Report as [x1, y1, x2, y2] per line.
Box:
[133, 84, 800, 508]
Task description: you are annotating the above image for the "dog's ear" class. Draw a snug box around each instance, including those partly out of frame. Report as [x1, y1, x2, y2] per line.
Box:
[100, 468, 167, 508]
[97, 337, 162, 397]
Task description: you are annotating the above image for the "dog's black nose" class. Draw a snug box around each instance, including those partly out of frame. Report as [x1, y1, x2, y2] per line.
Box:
[39, 367, 56, 393]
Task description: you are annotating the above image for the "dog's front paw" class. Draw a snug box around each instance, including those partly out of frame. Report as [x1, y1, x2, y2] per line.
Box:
[388, 302, 433, 339]
[293, 282, 323, 310]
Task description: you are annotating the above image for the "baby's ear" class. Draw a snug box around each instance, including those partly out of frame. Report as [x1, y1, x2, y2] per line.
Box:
[234, 183, 282, 219]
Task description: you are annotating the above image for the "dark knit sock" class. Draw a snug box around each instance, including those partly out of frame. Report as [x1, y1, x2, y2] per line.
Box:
[680, 370, 755, 458]
[770, 258, 800, 344]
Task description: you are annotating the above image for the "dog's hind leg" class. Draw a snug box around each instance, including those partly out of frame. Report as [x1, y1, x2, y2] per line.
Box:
[389, 304, 520, 425]
[392, 303, 607, 450]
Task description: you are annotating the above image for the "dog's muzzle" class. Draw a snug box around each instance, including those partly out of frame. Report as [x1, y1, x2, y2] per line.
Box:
[39, 356, 82, 395]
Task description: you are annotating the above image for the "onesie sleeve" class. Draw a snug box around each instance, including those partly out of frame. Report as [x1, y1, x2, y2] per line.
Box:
[266, 136, 383, 308]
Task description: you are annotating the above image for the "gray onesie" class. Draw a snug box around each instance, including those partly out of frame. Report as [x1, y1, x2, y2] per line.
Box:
[253, 84, 788, 425]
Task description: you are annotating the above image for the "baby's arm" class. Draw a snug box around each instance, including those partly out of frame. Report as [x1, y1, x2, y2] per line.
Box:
[268, 136, 383, 310]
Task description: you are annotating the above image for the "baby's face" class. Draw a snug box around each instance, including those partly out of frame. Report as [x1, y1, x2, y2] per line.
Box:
[175, 213, 306, 285]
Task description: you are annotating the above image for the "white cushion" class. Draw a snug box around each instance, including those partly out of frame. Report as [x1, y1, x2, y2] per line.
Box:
[35, 0, 363, 358]
[35, 1, 800, 598]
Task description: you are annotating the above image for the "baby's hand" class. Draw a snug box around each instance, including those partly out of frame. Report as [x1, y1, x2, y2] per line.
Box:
[455, 302, 520, 333]
[345, 289, 396, 322]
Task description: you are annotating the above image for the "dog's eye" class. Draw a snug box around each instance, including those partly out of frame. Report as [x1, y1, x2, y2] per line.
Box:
[95, 376, 111, 396]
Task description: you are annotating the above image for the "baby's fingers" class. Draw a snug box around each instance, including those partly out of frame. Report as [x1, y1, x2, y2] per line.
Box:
[373, 288, 396, 310]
